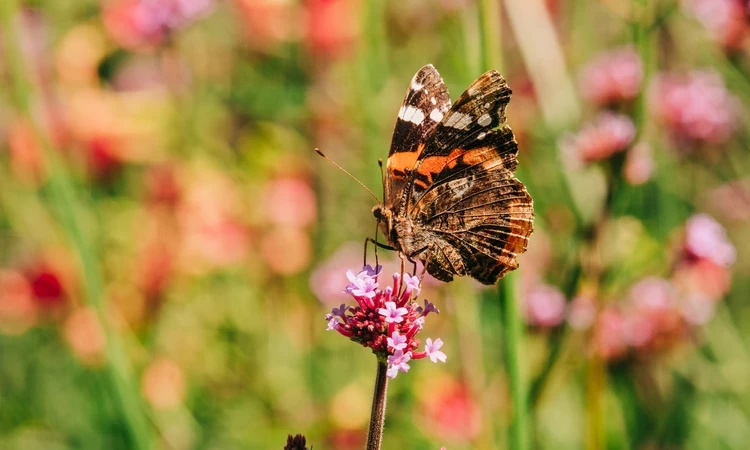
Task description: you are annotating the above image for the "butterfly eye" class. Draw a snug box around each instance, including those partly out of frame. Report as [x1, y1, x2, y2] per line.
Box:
[372, 206, 383, 220]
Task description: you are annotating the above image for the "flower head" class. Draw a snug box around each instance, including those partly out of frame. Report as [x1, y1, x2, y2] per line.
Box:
[684, 214, 736, 266]
[651, 71, 739, 148]
[579, 46, 643, 106]
[325, 266, 446, 378]
[560, 112, 635, 167]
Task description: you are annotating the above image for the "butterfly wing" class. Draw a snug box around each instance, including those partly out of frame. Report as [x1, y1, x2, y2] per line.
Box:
[385, 65, 451, 212]
[406, 71, 534, 284]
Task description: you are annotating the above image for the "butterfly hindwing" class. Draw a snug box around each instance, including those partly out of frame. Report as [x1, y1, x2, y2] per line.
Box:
[385, 65, 451, 212]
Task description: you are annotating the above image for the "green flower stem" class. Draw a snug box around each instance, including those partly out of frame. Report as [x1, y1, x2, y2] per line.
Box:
[366, 360, 389, 450]
[499, 272, 529, 450]
[478, 0, 502, 72]
[0, 2, 152, 449]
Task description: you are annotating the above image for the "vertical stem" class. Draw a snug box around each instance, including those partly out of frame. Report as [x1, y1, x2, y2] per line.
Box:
[585, 356, 606, 450]
[499, 272, 529, 450]
[366, 360, 389, 450]
[478, 0, 502, 71]
[0, 2, 152, 449]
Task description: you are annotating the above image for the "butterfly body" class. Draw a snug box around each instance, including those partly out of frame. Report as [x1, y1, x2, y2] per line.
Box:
[375, 65, 534, 285]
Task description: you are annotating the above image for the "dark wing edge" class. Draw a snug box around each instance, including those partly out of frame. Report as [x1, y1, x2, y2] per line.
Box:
[385, 65, 452, 211]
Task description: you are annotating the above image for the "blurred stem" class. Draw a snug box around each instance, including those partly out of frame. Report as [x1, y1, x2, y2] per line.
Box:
[451, 282, 497, 450]
[0, 2, 152, 449]
[586, 356, 606, 450]
[366, 361, 389, 450]
[499, 272, 529, 450]
[478, 0, 502, 72]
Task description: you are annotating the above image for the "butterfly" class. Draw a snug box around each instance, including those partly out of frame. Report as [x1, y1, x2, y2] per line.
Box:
[371, 64, 534, 285]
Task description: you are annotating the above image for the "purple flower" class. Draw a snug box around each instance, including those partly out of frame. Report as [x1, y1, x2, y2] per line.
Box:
[386, 350, 412, 379]
[379, 301, 409, 324]
[418, 299, 440, 316]
[323, 265, 447, 378]
[345, 268, 379, 299]
[387, 331, 407, 351]
[425, 338, 447, 363]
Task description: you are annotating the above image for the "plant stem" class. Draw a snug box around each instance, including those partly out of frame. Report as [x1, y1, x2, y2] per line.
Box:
[366, 360, 389, 450]
[0, 2, 152, 449]
[478, 0, 502, 72]
[499, 272, 529, 450]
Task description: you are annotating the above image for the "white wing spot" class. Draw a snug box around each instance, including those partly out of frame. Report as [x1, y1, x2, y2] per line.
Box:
[429, 108, 444, 122]
[477, 131, 487, 140]
[411, 81, 424, 91]
[484, 102, 490, 109]
[444, 112, 473, 129]
[410, 108, 426, 125]
[478, 113, 492, 127]
[430, 97, 437, 105]
[398, 105, 407, 119]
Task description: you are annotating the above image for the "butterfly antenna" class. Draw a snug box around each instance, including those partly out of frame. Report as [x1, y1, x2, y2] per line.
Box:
[315, 148, 380, 203]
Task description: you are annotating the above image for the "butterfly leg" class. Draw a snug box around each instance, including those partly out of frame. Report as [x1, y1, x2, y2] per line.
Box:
[363, 237, 395, 267]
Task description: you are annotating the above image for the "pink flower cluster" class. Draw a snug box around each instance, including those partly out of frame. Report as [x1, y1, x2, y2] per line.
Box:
[326, 265, 446, 379]
[559, 112, 636, 167]
[104, 0, 215, 49]
[651, 71, 739, 148]
[575, 214, 736, 361]
[683, 0, 749, 51]
[579, 46, 643, 106]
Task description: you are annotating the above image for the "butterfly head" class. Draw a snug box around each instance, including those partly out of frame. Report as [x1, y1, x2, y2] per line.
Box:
[372, 204, 395, 244]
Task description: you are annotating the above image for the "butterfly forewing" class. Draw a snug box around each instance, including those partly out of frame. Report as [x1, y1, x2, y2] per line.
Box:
[404, 70, 533, 284]
[385, 65, 451, 212]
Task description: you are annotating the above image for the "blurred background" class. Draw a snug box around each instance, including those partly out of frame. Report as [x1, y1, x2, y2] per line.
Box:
[0, 0, 748, 449]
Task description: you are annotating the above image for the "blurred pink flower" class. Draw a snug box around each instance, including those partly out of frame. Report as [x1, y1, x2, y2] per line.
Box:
[579, 46, 643, 106]
[593, 308, 628, 361]
[673, 259, 733, 300]
[706, 179, 750, 222]
[233, 0, 299, 52]
[7, 119, 45, 185]
[0, 270, 37, 335]
[679, 291, 717, 325]
[260, 227, 312, 276]
[304, 0, 359, 59]
[177, 173, 250, 271]
[142, 357, 186, 409]
[64, 307, 106, 366]
[262, 175, 317, 228]
[523, 283, 566, 328]
[560, 112, 635, 167]
[418, 377, 481, 443]
[623, 142, 654, 185]
[684, 213, 736, 266]
[684, 0, 748, 50]
[624, 278, 684, 351]
[650, 71, 739, 148]
[310, 243, 365, 305]
[567, 293, 597, 330]
[103, 0, 215, 50]
[145, 164, 182, 208]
